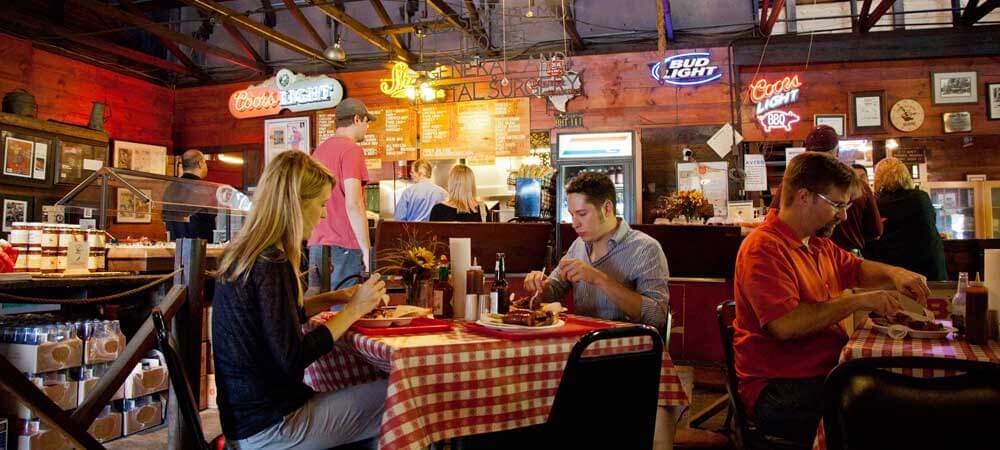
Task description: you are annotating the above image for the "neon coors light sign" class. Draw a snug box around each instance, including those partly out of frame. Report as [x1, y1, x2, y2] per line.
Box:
[229, 69, 344, 119]
[750, 75, 802, 133]
[650, 52, 722, 86]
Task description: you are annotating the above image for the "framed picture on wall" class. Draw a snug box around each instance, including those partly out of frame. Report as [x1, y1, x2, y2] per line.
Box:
[1, 194, 32, 234]
[115, 187, 153, 223]
[850, 91, 885, 134]
[113, 140, 167, 175]
[931, 71, 978, 105]
[1, 129, 54, 187]
[988, 83, 1000, 120]
[814, 114, 846, 137]
[264, 117, 310, 166]
[57, 138, 108, 185]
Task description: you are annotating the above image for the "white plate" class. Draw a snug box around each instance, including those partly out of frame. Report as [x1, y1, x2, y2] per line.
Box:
[868, 318, 956, 339]
[355, 318, 395, 328]
[475, 318, 565, 333]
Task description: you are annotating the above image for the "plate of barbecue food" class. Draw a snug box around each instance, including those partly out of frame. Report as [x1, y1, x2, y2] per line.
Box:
[476, 300, 566, 332]
[356, 305, 432, 328]
[868, 310, 955, 339]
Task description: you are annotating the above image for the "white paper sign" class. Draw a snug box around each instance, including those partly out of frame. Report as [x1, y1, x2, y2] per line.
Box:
[66, 241, 90, 272]
[83, 159, 103, 171]
[744, 154, 767, 191]
[785, 147, 806, 166]
[33, 143, 47, 180]
[707, 123, 744, 158]
[677, 161, 729, 218]
[79, 219, 97, 229]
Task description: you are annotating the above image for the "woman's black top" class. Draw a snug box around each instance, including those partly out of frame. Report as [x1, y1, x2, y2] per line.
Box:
[429, 203, 483, 222]
[212, 247, 334, 440]
[865, 189, 948, 281]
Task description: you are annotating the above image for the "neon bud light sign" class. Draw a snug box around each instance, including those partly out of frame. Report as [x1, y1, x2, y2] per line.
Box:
[758, 110, 801, 133]
[650, 52, 722, 86]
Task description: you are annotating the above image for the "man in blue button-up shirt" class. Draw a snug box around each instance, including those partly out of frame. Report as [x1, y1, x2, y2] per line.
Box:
[525, 172, 670, 330]
[394, 159, 447, 222]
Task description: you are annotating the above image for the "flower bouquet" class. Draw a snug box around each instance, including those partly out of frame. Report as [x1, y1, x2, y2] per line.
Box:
[377, 229, 447, 306]
[655, 190, 715, 223]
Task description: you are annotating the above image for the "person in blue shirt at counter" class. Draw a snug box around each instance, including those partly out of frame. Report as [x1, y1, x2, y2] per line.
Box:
[524, 172, 670, 331]
[394, 159, 447, 222]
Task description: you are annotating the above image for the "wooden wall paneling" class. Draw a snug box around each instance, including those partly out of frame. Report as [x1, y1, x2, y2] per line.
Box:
[640, 125, 733, 222]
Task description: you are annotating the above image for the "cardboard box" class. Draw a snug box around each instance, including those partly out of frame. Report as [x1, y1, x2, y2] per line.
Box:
[16, 428, 71, 450]
[122, 399, 163, 436]
[0, 339, 82, 374]
[0, 381, 78, 419]
[78, 377, 125, 407]
[124, 367, 168, 399]
[87, 412, 122, 443]
[84, 336, 121, 365]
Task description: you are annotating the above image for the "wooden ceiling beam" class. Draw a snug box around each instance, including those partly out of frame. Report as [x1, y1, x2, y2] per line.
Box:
[760, 0, 786, 36]
[118, 0, 209, 79]
[861, 0, 898, 32]
[68, 0, 268, 72]
[369, 0, 406, 50]
[178, 0, 342, 67]
[0, 7, 204, 79]
[425, 0, 494, 54]
[560, 0, 585, 50]
[308, 0, 415, 63]
[372, 20, 452, 35]
[221, 22, 271, 74]
[281, 0, 328, 49]
[962, 0, 1000, 26]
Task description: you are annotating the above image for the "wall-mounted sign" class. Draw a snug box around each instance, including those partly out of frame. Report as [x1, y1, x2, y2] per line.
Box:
[751, 75, 803, 133]
[650, 52, 722, 86]
[555, 112, 584, 128]
[229, 69, 343, 119]
[758, 110, 801, 133]
[379, 62, 445, 102]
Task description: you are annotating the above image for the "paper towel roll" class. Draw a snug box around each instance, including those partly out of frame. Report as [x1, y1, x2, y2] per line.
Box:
[449, 238, 471, 319]
[985, 249, 1000, 313]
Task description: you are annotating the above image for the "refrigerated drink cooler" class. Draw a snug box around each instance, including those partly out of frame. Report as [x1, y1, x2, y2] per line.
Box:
[554, 131, 637, 224]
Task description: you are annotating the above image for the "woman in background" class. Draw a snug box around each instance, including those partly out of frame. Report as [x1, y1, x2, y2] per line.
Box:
[213, 150, 387, 450]
[430, 164, 485, 222]
[865, 157, 947, 281]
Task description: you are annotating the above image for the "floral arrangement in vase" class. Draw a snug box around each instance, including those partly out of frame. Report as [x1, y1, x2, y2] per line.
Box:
[377, 229, 446, 305]
[654, 190, 715, 223]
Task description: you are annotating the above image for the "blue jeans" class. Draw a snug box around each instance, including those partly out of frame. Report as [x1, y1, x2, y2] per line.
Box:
[308, 245, 365, 292]
[752, 377, 825, 444]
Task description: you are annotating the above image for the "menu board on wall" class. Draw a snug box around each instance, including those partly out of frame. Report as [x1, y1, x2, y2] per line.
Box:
[317, 106, 418, 162]
[316, 109, 337, 144]
[419, 98, 531, 160]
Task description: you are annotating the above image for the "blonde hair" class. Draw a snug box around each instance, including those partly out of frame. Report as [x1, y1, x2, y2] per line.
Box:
[216, 151, 335, 284]
[874, 157, 914, 193]
[446, 164, 479, 213]
[412, 159, 433, 178]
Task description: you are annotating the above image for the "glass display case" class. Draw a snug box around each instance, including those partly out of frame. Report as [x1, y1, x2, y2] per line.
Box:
[923, 181, 985, 240]
[55, 167, 251, 243]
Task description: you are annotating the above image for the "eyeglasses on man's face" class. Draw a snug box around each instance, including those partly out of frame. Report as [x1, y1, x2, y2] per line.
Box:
[812, 191, 851, 213]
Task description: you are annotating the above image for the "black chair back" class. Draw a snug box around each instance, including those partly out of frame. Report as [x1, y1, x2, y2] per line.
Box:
[717, 300, 750, 449]
[546, 325, 663, 449]
[823, 356, 1000, 450]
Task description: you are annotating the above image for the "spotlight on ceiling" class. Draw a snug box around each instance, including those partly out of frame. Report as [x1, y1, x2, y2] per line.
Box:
[324, 40, 346, 62]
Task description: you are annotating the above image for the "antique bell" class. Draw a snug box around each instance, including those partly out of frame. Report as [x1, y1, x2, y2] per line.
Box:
[87, 102, 108, 131]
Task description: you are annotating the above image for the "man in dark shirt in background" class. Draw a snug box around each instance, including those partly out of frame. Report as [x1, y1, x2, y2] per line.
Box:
[769, 125, 882, 254]
[163, 149, 217, 241]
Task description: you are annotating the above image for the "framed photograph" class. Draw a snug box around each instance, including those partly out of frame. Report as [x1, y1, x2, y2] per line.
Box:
[988, 83, 1000, 120]
[814, 114, 846, 137]
[1, 195, 31, 234]
[57, 139, 108, 184]
[113, 140, 167, 175]
[115, 187, 153, 223]
[943, 112, 972, 133]
[931, 71, 978, 105]
[3, 136, 34, 178]
[850, 91, 885, 133]
[2, 130, 54, 187]
[264, 117, 310, 165]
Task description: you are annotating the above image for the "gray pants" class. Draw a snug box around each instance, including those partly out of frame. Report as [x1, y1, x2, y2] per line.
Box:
[236, 379, 387, 450]
[308, 245, 365, 292]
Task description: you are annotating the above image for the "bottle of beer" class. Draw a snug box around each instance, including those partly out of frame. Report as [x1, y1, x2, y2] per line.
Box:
[493, 253, 509, 314]
[432, 255, 453, 319]
[951, 271, 968, 335]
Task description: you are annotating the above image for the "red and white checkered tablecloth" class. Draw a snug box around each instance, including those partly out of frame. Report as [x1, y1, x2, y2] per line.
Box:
[304, 316, 688, 450]
[812, 326, 1000, 450]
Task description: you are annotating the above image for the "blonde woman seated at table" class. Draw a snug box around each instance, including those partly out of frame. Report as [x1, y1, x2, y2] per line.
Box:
[212, 150, 388, 450]
[429, 164, 485, 222]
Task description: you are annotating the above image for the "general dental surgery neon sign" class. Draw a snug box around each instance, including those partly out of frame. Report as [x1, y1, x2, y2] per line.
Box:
[229, 69, 343, 119]
[650, 52, 722, 86]
[751, 74, 803, 133]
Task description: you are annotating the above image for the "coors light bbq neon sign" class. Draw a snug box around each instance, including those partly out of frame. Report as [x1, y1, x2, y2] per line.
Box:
[750, 75, 802, 133]
[229, 69, 344, 119]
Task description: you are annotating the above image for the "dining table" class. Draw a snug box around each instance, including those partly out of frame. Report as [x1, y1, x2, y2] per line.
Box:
[811, 323, 1000, 450]
[303, 315, 690, 450]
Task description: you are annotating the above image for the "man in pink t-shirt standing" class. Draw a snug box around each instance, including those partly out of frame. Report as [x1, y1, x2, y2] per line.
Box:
[308, 98, 376, 292]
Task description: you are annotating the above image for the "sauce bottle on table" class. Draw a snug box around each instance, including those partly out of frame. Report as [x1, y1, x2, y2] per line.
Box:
[965, 273, 989, 345]
[951, 272, 968, 335]
[432, 256, 453, 319]
[464, 259, 483, 321]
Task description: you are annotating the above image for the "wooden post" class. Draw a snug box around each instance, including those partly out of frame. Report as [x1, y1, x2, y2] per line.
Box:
[167, 238, 206, 450]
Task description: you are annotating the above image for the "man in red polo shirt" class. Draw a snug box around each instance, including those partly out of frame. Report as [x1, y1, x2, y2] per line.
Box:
[734, 152, 930, 443]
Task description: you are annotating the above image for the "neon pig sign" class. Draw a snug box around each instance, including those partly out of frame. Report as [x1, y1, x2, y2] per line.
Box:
[650, 52, 722, 86]
[229, 69, 343, 119]
[751, 75, 803, 133]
